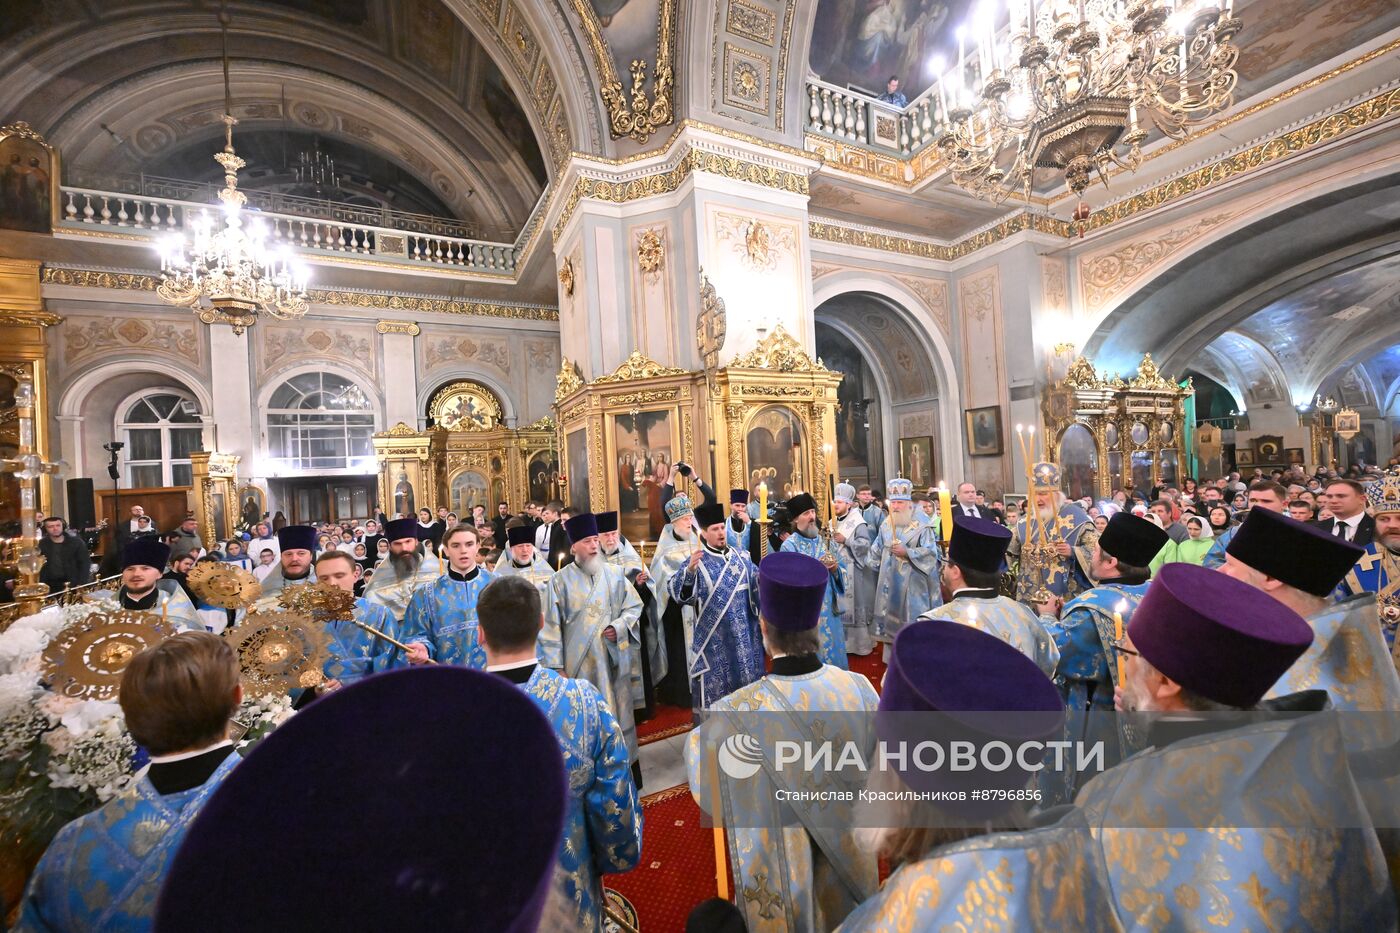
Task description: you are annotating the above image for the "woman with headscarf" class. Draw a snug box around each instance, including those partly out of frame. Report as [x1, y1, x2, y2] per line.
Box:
[1207, 504, 1234, 537]
[1175, 515, 1214, 565]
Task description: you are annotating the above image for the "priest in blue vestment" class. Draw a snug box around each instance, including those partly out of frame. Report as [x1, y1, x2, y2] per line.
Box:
[598, 510, 665, 719]
[869, 478, 941, 661]
[687, 552, 880, 932]
[725, 488, 753, 552]
[1007, 463, 1094, 602]
[20, 632, 242, 932]
[543, 512, 643, 765]
[361, 516, 442, 644]
[1344, 472, 1400, 648]
[839, 621, 1121, 931]
[399, 523, 494, 668]
[649, 495, 701, 708]
[922, 513, 1059, 677]
[311, 550, 398, 685]
[491, 524, 554, 595]
[95, 537, 200, 631]
[666, 501, 764, 715]
[832, 482, 877, 656]
[479, 575, 642, 932]
[251, 525, 318, 601]
[1083, 563, 1396, 930]
[780, 492, 851, 669]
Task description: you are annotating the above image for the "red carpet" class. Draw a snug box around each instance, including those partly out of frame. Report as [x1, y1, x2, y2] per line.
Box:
[605, 784, 726, 932]
[848, 649, 887, 694]
[637, 703, 693, 746]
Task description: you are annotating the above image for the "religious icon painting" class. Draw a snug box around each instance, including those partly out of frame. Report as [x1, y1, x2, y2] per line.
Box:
[0, 123, 58, 234]
[746, 405, 806, 499]
[565, 428, 591, 515]
[965, 405, 1003, 456]
[613, 410, 673, 541]
[899, 436, 933, 488]
[1285, 447, 1305, 465]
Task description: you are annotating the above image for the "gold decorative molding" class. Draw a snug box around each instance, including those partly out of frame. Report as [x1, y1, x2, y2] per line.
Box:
[696, 269, 727, 374]
[555, 357, 585, 402]
[524, 415, 557, 432]
[810, 212, 1071, 262]
[592, 350, 688, 383]
[0, 310, 60, 327]
[567, 0, 677, 144]
[377, 422, 422, 438]
[553, 145, 811, 241]
[375, 320, 421, 335]
[636, 229, 665, 275]
[39, 267, 559, 321]
[427, 380, 504, 432]
[558, 257, 575, 297]
[730, 324, 825, 372]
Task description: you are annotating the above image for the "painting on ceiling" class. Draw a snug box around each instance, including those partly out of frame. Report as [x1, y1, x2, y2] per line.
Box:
[809, 0, 972, 97]
[480, 57, 547, 184]
[588, 0, 659, 81]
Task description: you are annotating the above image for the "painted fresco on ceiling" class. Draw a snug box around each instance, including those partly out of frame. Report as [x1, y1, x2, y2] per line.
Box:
[809, 0, 973, 96]
[589, 0, 660, 85]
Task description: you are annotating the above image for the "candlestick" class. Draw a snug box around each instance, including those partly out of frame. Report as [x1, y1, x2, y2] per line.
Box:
[937, 481, 954, 545]
[1113, 599, 1127, 687]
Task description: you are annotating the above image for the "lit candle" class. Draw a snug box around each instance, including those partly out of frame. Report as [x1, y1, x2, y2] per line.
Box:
[1113, 599, 1127, 687]
[937, 481, 954, 543]
[758, 482, 768, 520]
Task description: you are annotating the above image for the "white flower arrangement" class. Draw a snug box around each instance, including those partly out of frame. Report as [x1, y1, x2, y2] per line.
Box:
[234, 693, 296, 751]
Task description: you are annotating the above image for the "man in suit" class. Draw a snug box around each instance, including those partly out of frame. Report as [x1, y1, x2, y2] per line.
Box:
[534, 500, 571, 568]
[1314, 478, 1376, 545]
[953, 482, 984, 520]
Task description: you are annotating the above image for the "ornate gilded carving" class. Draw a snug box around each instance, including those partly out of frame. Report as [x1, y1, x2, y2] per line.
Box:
[731, 325, 825, 373]
[726, 0, 776, 43]
[524, 415, 557, 432]
[893, 274, 951, 336]
[378, 422, 421, 438]
[697, 269, 727, 374]
[593, 351, 688, 383]
[568, 0, 677, 143]
[1126, 354, 1182, 392]
[1063, 356, 1104, 389]
[375, 320, 421, 335]
[605, 389, 680, 407]
[62, 314, 201, 368]
[428, 381, 504, 432]
[716, 213, 797, 273]
[556, 357, 585, 402]
[636, 229, 665, 276]
[558, 257, 575, 297]
[725, 402, 745, 485]
[0, 310, 60, 327]
[422, 334, 511, 375]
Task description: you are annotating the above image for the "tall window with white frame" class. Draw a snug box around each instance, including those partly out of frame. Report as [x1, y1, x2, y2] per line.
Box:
[117, 389, 205, 488]
[266, 372, 376, 472]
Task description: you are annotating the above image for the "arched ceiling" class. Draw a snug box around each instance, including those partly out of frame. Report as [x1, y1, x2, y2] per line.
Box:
[814, 292, 938, 402]
[0, 0, 551, 235]
[1087, 174, 1400, 416]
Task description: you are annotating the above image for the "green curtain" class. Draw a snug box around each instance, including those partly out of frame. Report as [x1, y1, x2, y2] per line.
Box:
[1181, 380, 1198, 479]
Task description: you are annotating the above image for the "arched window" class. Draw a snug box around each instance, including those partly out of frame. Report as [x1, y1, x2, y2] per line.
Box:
[117, 389, 204, 487]
[266, 372, 376, 471]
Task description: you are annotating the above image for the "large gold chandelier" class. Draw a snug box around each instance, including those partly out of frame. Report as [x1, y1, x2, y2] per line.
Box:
[156, 3, 309, 334]
[933, 0, 1241, 221]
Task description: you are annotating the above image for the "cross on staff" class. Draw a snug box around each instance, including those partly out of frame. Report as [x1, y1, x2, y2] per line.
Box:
[1, 377, 64, 619]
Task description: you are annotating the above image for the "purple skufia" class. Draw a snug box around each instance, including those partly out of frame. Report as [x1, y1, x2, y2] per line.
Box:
[122, 536, 170, 569]
[876, 621, 1064, 804]
[730, 489, 750, 504]
[1225, 505, 1364, 597]
[380, 518, 420, 543]
[1129, 562, 1313, 708]
[275, 524, 319, 552]
[948, 513, 1011, 574]
[758, 551, 829, 631]
[154, 668, 568, 933]
[563, 512, 598, 543]
[506, 525, 534, 547]
[595, 511, 620, 534]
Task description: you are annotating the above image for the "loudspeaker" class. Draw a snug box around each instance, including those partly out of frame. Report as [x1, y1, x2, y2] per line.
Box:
[66, 478, 97, 529]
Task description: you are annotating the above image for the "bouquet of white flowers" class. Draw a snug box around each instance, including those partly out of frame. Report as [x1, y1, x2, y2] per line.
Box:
[0, 604, 296, 908]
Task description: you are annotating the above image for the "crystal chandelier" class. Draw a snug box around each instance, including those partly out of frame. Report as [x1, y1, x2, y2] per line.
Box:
[931, 0, 1241, 226]
[156, 3, 309, 335]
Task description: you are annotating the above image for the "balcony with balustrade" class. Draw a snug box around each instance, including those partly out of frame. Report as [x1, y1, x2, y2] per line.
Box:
[805, 78, 943, 159]
[54, 169, 543, 279]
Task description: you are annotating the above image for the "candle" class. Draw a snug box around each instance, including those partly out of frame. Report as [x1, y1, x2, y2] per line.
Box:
[1113, 599, 1127, 687]
[758, 482, 768, 520]
[937, 481, 954, 543]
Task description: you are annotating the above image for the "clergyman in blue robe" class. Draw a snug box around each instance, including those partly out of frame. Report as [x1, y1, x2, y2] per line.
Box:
[869, 479, 941, 658]
[400, 525, 495, 669]
[666, 501, 764, 715]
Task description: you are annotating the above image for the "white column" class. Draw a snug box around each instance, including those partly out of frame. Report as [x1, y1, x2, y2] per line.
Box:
[208, 325, 256, 461]
[57, 414, 84, 477]
[381, 331, 418, 428]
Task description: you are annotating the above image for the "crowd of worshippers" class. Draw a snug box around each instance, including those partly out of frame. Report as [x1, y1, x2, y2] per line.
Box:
[13, 459, 1400, 931]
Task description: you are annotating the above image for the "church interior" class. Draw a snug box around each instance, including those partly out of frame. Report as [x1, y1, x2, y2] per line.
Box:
[2, 0, 1399, 928]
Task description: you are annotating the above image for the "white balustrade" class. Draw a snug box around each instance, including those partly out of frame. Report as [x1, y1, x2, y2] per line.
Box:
[58, 186, 517, 275]
[804, 77, 942, 157]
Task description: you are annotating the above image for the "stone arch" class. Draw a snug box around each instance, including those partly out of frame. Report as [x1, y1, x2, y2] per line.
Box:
[812, 272, 961, 485]
[416, 370, 520, 427]
[256, 362, 384, 431]
[57, 358, 214, 479]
